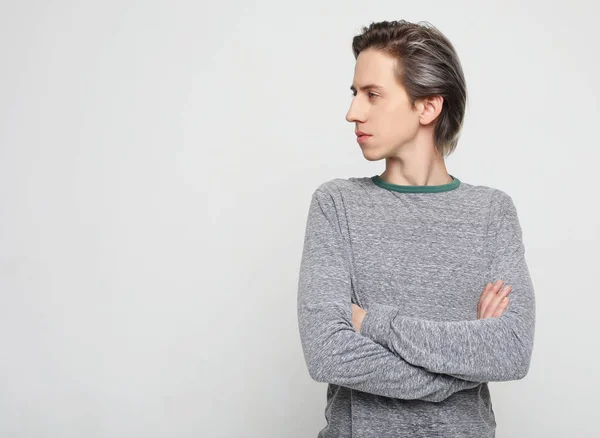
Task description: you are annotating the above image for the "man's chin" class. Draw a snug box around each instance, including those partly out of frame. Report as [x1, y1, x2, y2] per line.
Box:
[360, 147, 385, 162]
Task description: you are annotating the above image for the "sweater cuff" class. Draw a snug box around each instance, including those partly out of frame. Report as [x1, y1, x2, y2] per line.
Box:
[359, 302, 398, 347]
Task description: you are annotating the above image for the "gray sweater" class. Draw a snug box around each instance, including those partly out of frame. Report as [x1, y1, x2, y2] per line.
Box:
[297, 175, 536, 438]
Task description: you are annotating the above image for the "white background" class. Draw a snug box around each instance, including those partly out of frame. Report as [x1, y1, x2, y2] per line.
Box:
[1, 1, 598, 437]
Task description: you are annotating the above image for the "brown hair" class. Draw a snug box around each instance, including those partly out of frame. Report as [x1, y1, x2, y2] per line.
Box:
[352, 20, 467, 157]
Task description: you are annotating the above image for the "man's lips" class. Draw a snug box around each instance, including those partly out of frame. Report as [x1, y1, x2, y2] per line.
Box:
[356, 132, 372, 144]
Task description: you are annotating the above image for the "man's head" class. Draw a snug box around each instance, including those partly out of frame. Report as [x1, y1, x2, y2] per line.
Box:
[346, 20, 467, 160]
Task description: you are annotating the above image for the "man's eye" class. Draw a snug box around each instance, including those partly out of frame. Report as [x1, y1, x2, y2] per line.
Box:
[350, 92, 378, 99]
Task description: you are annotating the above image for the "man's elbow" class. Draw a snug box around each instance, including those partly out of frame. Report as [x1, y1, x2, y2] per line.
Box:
[513, 336, 534, 380]
[300, 344, 328, 382]
[309, 367, 325, 382]
[301, 323, 352, 382]
[489, 339, 533, 381]
[515, 353, 533, 380]
[306, 351, 336, 382]
[305, 363, 328, 384]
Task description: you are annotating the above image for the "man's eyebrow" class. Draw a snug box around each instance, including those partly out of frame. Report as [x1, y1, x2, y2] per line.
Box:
[350, 84, 385, 92]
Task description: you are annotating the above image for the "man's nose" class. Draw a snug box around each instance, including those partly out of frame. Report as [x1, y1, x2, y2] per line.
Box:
[346, 100, 364, 123]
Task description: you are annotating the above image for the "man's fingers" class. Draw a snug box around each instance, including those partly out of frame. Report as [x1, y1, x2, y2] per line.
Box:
[477, 282, 492, 317]
[484, 284, 512, 318]
[479, 280, 503, 318]
[492, 297, 510, 317]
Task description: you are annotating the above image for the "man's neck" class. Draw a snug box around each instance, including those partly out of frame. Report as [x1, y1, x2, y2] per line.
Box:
[381, 144, 451, 186]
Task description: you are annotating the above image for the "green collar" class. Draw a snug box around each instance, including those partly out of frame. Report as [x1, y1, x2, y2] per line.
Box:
[371, 174, 460, 193]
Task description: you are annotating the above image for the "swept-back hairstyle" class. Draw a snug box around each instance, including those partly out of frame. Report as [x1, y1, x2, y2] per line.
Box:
[352, 20, 467, 157]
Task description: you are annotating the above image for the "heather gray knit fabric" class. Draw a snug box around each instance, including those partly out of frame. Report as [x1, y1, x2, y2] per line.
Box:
[297, 175, 536, 438]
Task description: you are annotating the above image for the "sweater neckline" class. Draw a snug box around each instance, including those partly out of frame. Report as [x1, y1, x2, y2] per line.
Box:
[371, 174, 460, 193]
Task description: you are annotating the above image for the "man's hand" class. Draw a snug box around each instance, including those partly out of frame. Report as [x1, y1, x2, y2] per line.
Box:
[478, 279, 511, 319]
[351, 303, 367, 332]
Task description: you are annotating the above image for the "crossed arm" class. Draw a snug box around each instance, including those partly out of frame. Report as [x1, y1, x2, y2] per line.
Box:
[358, 193, 536, 383]
[297, 189, 482, 402]
[297, 188, 536, 401]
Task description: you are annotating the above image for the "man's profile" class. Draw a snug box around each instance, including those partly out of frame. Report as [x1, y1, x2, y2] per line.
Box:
[297, 20, 536, 438]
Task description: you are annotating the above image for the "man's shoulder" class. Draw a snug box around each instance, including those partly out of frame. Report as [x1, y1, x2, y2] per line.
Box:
[460, 181, 513, 205]
[461, 185, 523, 231]
[313, 176, 367, 197]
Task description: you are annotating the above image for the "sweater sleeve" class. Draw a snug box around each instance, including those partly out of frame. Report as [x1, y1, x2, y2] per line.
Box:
[360, 192, 536, 383]
[297, 188, 481, 402]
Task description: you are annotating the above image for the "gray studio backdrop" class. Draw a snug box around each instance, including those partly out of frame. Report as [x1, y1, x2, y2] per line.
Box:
[1, 1, 598, 437]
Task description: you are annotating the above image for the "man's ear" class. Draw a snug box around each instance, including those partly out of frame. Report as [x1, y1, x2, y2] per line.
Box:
[419, 95, 444, 125]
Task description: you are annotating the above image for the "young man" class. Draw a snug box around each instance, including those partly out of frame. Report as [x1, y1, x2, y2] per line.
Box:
[297, 20, 536, 437]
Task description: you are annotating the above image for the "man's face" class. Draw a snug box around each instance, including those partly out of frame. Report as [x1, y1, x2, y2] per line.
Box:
[346, 48, 422, 161]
